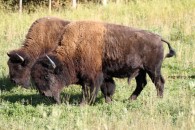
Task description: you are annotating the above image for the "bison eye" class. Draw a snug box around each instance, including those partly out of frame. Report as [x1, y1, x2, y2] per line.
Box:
[44, 75, 49, 80]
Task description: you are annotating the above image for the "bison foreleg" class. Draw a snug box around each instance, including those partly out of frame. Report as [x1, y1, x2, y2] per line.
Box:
[88, 85, 99, 105]
[53, 91, 61, 104]
[80, 84, 90, 106]
[88, 73, 103, 105]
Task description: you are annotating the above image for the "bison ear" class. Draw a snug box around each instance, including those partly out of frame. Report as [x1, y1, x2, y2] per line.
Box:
[54, 65, 63, 75]
[21, 58, 30, 66]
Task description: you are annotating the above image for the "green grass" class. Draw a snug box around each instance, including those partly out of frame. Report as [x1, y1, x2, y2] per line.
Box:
[0, 0, 195, 129]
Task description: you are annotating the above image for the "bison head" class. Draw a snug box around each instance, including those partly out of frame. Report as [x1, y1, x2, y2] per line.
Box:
[31, 54, 65, 103]
[7, 50, 31, 88]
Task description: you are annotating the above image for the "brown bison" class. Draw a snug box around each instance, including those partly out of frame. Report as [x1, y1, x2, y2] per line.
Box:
[7, 17, 70, 88]
[31, 21, 175, 104]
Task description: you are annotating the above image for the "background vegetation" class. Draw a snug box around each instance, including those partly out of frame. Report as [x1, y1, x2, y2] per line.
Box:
[0, 0, 195, 129]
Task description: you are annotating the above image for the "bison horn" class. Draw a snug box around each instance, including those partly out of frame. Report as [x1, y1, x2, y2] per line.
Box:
[46, 55, 56, 69]
[7, 52, 11, 57]
[16, 53, 24, 62]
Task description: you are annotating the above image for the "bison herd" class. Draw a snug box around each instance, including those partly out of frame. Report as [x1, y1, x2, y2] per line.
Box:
[7, 17, 175, 105]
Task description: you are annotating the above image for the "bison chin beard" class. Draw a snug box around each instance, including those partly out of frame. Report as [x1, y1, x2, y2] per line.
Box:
[42, 89, 53, 97]
[21, 80, 31, 89]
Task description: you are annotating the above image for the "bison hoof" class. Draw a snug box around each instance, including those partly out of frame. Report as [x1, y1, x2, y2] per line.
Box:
[157, 94, 163, 98]
[79, 100, 88, 106]
[56, 100, 61, 104]
[129, 95, 137, 101]
[105, 97, 112, 103]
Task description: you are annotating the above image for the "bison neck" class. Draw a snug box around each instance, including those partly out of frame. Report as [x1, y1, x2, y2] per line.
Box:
[56, 55, 78, 86]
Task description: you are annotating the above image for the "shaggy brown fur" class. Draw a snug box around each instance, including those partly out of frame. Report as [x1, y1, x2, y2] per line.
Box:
[7, 17, 70, 88]
[31, 21, 175, 104]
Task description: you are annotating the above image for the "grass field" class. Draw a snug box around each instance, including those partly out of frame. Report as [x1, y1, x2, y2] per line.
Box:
[0, 0, 195, 129]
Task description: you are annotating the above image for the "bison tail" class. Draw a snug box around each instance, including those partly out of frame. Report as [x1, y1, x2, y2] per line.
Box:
[161, 39, 176, 58]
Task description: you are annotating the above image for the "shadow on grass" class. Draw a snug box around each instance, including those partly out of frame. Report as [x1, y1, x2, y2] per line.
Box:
[0, 74, 104, 106]
[168, 75, 195, 79]
[0, 75, 16, 91]
[60, 92, 104, 106]
[1, 93, 55, 106]
[1, 92, 103, 106]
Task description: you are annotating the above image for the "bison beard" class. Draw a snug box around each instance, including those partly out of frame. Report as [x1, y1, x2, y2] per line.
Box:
[31, 21, 175, 105]
[7, 17, 70, 88]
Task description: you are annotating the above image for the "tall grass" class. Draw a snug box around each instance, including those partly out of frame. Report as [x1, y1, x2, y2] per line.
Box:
[0, 0, 195, 129]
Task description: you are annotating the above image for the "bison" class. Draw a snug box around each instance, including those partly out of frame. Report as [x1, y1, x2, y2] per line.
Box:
[31, 21, 175, 105]
[7, 17, 70, 88]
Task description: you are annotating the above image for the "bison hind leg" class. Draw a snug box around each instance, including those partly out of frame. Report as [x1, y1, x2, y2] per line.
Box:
[147, 69, 165, 98]
[129, 69, 147, 100]
[100, 78, 115, 103]
[155, 75, 165, 98]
